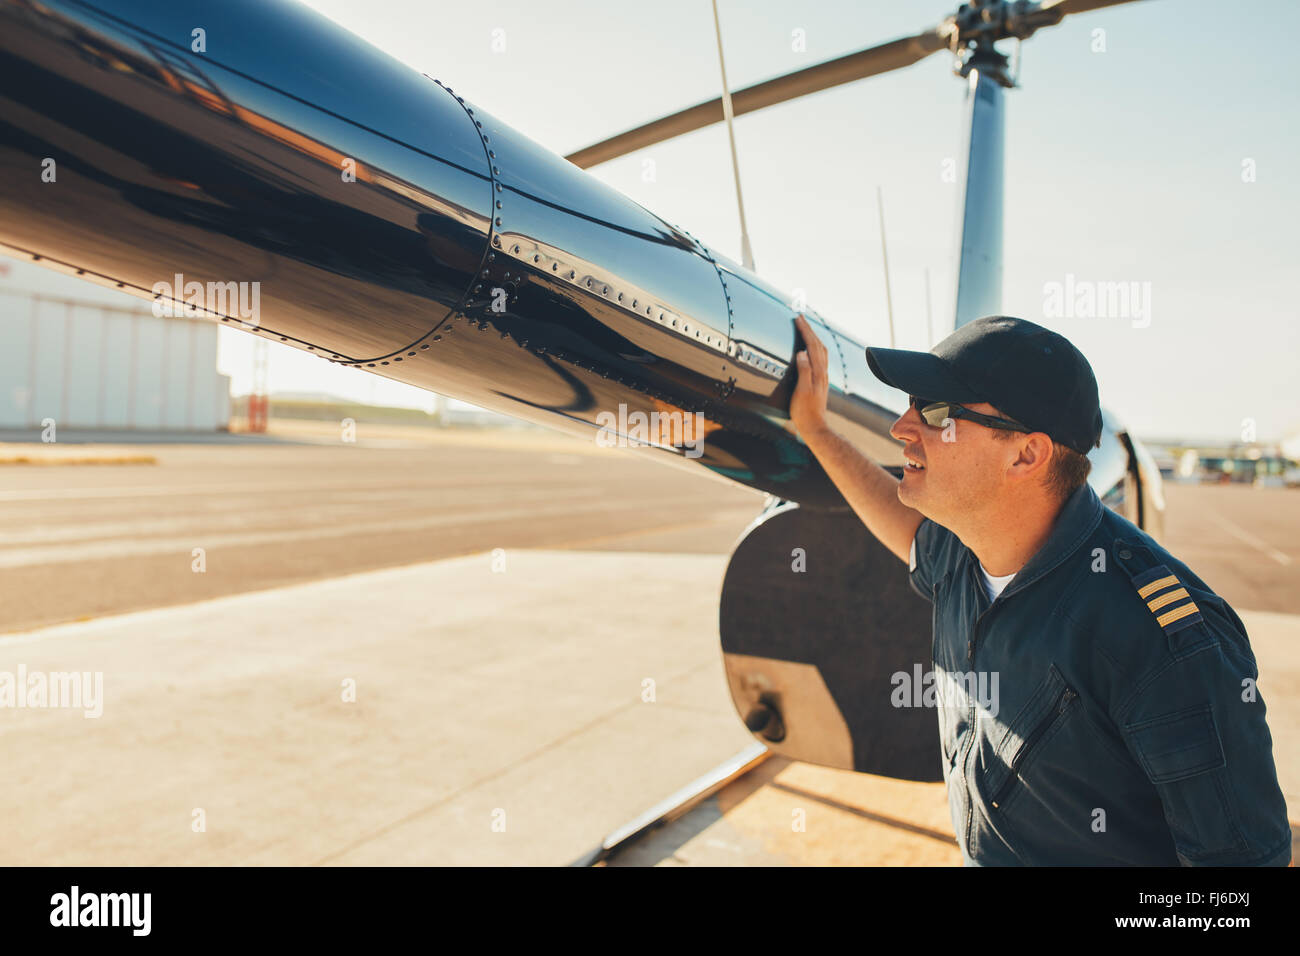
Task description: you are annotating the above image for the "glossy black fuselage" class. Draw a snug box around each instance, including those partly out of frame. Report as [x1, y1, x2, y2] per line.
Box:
[0, 0, 1142, 515]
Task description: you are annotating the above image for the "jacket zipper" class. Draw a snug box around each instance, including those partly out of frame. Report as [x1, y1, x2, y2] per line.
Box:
[989, 685, 1078, 809]
[962, 597, 988, 852]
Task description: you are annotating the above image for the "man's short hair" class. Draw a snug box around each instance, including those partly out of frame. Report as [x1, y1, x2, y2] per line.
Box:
[990, 426, 1092, 500]
[1044, 441, 1092, 501]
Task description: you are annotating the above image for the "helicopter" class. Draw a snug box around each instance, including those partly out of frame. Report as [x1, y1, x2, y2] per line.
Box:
[0, 0, 1163, 780]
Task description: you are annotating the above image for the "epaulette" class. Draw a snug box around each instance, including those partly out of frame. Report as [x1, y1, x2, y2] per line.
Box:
[1112, 538, 1205, 637]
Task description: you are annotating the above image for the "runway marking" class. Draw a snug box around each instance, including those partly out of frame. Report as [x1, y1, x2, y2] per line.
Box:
[1204, 510, 1293, 566]
[0, 494, 632, 569]
[0, 474, 613, 501]
[0, 486, 611, 547]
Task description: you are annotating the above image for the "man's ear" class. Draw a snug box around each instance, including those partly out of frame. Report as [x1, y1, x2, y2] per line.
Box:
[1007, 432, 1055, 483]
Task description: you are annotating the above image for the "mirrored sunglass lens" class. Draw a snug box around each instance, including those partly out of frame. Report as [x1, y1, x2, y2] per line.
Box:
[921, 403, 950, 427]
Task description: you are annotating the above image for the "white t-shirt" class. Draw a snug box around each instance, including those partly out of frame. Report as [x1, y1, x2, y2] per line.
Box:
[979, 565, 1017, 602]
[909, 535, 1017, 602]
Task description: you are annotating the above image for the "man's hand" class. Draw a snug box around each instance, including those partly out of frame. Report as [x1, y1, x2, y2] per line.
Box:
[785, 313, 923, 564]
[790, 313, 830, 440]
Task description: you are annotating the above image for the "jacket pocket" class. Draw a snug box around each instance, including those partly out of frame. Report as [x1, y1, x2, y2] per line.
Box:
[1125, 705, 1247, 859]
[987, 665, 1079, 810]
[1128, 705, 1224, 782]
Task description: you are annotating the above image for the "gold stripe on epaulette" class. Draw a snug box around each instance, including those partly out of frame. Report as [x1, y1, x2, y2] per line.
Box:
[1147, 587, 1191, 612]
[1137, 574, 1179, 599]
[1157, 602, 1201, 628]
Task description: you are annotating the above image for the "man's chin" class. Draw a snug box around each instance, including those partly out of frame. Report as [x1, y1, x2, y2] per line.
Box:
[896, 474, 922, 508]
[897, 472, 936, 519]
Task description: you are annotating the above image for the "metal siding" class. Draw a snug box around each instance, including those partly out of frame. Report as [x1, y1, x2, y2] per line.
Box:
[30, 299, 65, 429]
[0, 292, 34, 426]
[162, 318, 190, 429]
[130, 314, 165, 429]
[2, 259, 230, 430]
[99, 312, 134, 428]
[64, 305, 103, 426]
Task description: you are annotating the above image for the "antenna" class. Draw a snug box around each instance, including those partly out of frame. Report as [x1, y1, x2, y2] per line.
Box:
[924, 267, 935, 348]
[877, 185, 896, 347]
[710, 0, 755, 270]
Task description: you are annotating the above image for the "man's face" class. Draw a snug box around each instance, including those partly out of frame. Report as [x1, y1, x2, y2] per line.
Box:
[889, 400, 1021, 525]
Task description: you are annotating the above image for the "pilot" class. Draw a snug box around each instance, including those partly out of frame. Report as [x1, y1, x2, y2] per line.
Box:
[789, 313, 1291, 866]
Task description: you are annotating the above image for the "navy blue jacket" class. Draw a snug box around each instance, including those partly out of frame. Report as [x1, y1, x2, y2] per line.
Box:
[909, 483, 1291, 866]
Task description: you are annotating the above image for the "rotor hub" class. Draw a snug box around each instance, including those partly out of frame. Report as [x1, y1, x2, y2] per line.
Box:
[948, 0, 1065, 45]
[945, 0, 1059, 87]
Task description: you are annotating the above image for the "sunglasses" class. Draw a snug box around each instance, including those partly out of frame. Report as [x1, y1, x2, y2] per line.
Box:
[908, 395, 1030, 433]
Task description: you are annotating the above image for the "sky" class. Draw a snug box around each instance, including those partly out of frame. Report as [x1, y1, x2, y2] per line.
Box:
[8, 0, 1299, 441]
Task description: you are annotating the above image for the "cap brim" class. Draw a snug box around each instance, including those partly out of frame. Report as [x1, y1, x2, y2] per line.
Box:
[865, 346, 983, 403]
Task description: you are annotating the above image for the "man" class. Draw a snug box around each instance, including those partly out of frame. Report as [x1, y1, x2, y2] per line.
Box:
[788, 312, 1291, 866]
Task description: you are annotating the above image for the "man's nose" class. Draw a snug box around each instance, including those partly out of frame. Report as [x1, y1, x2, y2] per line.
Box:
[890, 405, 922, 443]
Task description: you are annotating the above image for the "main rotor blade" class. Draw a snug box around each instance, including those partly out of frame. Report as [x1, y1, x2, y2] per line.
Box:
[565, 27, 949, 169]
[1039, 0, 1147, 16]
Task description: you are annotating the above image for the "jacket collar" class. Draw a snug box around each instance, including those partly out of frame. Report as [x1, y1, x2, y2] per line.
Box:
[992, 483, 1104, 602]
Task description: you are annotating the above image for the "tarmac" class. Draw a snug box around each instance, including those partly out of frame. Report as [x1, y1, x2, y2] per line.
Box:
[0, 423, 1295, 865]
[0, 422, 764, 634]
[0, 550, 756, 865]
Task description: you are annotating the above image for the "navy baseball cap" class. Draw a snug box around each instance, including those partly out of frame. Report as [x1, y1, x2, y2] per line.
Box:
[865, 316, 1102, 455]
